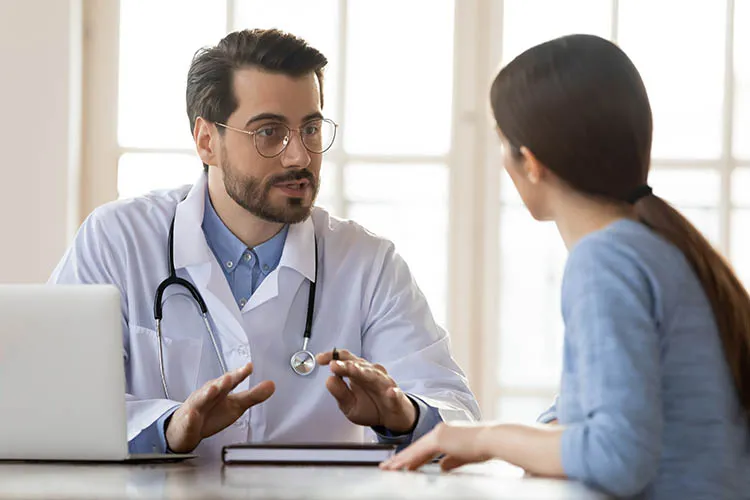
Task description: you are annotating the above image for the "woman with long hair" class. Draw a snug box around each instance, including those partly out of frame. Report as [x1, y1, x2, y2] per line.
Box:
[380, 34, 750, 499]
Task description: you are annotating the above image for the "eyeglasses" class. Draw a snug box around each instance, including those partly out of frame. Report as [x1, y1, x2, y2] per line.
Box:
[215, 118, 338, 158]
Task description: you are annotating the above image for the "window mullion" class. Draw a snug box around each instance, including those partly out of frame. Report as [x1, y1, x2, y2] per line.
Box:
[610, 0, 619, 43]
[225, 0, 234, 32]
[334, 0, 349, 218]
[721, 0, 736, 257]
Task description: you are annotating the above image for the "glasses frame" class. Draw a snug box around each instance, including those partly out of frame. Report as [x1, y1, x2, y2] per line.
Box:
[215, 118, 339, 158]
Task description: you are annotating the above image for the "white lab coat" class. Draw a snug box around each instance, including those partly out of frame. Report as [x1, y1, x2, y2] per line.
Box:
[50, 174, 480, 458]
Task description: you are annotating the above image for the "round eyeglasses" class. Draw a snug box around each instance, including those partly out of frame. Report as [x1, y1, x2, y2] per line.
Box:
[215, 118, 338, 159]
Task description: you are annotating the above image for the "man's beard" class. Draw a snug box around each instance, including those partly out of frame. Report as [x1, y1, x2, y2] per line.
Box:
[221, 158, 319, 224]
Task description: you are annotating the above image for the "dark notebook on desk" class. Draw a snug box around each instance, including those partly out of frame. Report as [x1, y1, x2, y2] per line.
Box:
[222, 443, 397, 466]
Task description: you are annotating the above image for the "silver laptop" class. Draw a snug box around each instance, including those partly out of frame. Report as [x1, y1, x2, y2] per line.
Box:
[0, 284, 193, 462]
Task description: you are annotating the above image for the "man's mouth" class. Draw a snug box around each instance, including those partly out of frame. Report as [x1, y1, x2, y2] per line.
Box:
[274, 179, 311, 197]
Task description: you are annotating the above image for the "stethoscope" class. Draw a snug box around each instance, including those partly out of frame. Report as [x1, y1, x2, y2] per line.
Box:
[154, 213, 319, 400]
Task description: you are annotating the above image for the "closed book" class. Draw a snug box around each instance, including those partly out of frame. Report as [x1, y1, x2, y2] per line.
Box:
[222, 443, 397, 466]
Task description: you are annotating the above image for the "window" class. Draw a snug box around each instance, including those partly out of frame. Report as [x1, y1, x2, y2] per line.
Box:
[86, 0, 750, 420]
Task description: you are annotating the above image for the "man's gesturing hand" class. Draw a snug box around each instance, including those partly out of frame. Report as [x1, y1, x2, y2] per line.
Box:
[165, 363, 275, 453]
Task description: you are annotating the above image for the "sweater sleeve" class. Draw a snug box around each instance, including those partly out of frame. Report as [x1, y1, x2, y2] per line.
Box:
[560, 236, 663, 498]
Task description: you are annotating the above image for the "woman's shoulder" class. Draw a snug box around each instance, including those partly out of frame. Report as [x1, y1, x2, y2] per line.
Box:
[564, 218, 710, 323]
[567, 219, 689, 278]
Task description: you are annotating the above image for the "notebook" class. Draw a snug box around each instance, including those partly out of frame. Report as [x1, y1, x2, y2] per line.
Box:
[222, 443, 398, 466]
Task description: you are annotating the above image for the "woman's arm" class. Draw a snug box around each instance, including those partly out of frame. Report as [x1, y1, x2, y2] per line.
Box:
[380, 421, 565, 477]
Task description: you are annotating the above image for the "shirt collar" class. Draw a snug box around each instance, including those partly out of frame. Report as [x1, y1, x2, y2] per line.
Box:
[202, 189, 288, 274]
[173, 174, 315, 282]
[254, 225, 288, 276]
[202, 190, 247, 272]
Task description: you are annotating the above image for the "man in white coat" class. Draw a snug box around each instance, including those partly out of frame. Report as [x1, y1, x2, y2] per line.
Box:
[50, 28, 479, 459]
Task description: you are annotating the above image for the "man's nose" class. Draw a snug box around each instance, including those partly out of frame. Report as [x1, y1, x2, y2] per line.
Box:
[280, 131, 311, 169]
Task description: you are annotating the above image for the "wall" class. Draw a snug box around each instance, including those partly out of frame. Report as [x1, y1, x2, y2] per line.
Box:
[0, 0, 82, 282]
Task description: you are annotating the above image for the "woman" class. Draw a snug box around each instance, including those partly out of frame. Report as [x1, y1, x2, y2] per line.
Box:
[380, 34, 750, 499]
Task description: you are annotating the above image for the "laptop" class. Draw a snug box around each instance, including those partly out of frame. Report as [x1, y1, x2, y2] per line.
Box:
[0, 284, 193, 462]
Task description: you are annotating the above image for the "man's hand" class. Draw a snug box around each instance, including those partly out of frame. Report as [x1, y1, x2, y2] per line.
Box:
[165, 363, 275, 453]
[316, 349, 417, 433]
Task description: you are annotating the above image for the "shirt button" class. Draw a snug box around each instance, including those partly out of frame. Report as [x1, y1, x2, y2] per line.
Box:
[243, 253, 252, 262]
[263, 264, 269, 271]
[237, 345, 249, 357]
[226, 261, 234, 269]
[238, 298, 247, 308]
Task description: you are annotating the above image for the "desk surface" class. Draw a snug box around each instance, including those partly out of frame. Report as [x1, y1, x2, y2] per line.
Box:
[0, 459, 608, 500]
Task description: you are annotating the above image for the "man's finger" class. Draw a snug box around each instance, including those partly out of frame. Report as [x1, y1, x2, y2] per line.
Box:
[316, 349, 360, 366]
[187, 377, 224, 414]
[186, 363, 253, 414]
[379, 432, 440, 471]
[372, 363, 387, 374]
[223, 363, 255, 393]
[209, 362, 255, 401]
[228, 380, 276, 410]
[330, 360, 393, 393]
[325, 375, 356, 414]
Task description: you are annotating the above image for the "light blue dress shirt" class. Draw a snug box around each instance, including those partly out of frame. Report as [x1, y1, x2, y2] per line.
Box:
[129, 192, 442, 453]
[201, 190, 289, 307]
[549, 219, 750, 499]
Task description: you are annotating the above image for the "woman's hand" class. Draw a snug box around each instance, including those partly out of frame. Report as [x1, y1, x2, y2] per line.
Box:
[380, 421, 566, 478]
[379, 422, 491, 472]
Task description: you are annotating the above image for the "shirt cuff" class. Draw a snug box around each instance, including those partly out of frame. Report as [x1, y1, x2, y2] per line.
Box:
[158, 405, 181, 453]
[372, 394, 442, 446]
[536, 396, 559, 424]
[560, 423, 587, 481]
[537, 406, 558, 424]
[127, 405, 180, 454]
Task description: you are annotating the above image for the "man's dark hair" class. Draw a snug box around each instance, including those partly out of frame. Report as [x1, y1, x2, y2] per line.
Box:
[186, 28, 328, 171]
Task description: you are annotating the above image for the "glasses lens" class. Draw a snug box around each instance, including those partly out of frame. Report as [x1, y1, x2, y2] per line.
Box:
[301, 119, 336, 154]
[254, 123, 290, 158]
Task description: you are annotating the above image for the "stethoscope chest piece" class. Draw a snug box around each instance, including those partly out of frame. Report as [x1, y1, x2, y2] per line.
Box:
[290, 348, 316, 376]
[288, 242, 319, 377]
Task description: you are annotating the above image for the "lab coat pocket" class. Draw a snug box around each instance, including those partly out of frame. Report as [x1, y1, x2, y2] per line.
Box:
[127, 325, 203, 403]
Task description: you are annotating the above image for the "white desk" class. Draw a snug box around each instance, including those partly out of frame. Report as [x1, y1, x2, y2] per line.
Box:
[0, 459, 608, 499]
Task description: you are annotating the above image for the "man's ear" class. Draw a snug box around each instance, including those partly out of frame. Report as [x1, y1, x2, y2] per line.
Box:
[194, 117, 218, 167]
[519, 146, 546, 185]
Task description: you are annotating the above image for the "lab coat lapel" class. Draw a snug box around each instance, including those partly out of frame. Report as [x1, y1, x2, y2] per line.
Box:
[171, 175, 247, 349]
[244, 214, 316, 312]
[241, 214, 317, 363]
[280, 214, 316, 284]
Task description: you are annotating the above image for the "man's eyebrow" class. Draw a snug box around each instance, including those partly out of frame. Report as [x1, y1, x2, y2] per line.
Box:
[245, 113, 288, 127]
[301, 112, 324, 122]
[244, 112, 324, 127]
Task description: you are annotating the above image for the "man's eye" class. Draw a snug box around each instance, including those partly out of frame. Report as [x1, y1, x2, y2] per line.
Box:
[257, 127, 278, 137]
[302, 125, 320, 135]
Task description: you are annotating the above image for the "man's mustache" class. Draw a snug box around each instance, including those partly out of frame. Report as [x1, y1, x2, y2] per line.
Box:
[269, 169, 317, 186]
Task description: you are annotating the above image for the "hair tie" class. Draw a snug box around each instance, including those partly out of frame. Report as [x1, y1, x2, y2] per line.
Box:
[626, 185, 652, 204]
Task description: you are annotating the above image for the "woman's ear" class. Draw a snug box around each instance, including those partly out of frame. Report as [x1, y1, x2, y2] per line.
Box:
[519, 146, 546, 185]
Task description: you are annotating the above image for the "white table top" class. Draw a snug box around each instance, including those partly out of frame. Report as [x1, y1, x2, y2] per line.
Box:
[0, 459, 608, 499]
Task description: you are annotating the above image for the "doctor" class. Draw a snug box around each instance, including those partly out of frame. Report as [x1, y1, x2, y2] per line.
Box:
[50, 28, 479, 458]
